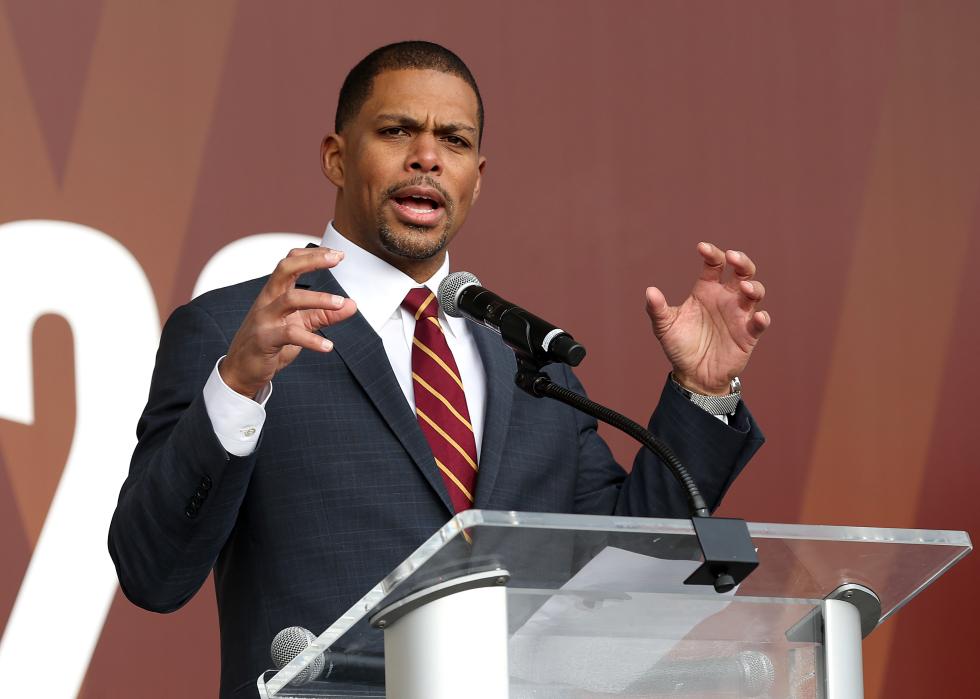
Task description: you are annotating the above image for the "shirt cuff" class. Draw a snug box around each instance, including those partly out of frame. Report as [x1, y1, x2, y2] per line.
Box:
[202, 356, 272, 457]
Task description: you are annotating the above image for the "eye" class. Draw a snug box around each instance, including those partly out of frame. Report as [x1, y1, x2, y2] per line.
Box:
[443, 134, 471, 148]
[380, 126, 409, 137]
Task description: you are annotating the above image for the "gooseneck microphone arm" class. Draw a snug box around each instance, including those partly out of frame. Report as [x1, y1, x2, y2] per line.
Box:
[514, 356, 760, 594]
[513, 357, 710, 518]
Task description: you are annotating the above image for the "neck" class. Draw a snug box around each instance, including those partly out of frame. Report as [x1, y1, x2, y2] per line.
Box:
[397, 253, 446, 284]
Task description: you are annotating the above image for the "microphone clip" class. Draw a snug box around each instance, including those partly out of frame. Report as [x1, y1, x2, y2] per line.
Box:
[683, 516, 759, 593]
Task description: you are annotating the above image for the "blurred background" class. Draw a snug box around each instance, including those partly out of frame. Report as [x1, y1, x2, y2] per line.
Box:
[1, 1, 978, 696]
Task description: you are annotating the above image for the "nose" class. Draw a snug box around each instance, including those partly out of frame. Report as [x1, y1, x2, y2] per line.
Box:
[407, 133, 441, 174]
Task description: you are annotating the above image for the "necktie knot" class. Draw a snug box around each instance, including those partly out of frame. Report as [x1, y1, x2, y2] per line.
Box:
[402, 287, 439, 321]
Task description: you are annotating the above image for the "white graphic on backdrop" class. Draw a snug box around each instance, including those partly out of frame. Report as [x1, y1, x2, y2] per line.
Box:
[0, 223, 315, 698]
[0, 221, 161, 699]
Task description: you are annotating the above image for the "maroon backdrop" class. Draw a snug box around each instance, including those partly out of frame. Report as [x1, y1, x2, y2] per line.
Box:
[2, 1, 978, 696]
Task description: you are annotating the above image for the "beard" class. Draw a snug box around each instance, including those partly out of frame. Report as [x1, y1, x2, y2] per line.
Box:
[378, 220, 451, 260]
[376, 176, 455, 260]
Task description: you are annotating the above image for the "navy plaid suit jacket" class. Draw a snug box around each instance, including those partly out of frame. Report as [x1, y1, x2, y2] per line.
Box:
[108, 267, 764, 697]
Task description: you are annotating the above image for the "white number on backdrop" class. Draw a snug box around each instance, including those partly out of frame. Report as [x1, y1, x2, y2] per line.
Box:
[0, 220, 161, 699]
[0, 224, 317, 698]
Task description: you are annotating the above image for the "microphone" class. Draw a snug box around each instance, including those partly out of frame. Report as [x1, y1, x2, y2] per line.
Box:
[271, 627, 324, 686]
[624, 650, 774, 696]
[438, 271, 586, 367]
[271, 626, 386, 686]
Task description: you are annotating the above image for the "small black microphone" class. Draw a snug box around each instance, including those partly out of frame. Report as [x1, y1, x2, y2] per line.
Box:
[438, 272, 586, 367]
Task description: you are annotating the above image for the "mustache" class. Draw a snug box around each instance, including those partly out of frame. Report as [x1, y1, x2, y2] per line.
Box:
[382, 175, 453, 209]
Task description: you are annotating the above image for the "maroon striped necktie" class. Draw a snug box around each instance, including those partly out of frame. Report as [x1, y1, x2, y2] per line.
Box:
[402, 287, 478, 512]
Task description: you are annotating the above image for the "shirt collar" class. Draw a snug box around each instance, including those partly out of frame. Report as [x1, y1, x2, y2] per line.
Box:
[321, 221, 466, 338]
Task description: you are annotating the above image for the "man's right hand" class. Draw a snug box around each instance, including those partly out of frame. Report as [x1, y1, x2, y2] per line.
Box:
[220, 247, 357, 399]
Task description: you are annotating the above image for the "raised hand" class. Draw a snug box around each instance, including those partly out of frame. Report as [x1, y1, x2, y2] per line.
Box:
[220, 247, 357, 398]
[645, 242, 770, 395]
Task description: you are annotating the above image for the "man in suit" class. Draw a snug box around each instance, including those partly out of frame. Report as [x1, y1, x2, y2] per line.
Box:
[109, 41, 769, 697]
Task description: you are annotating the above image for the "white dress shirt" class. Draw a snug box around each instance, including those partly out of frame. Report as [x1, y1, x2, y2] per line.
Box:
[203, 222, 487, 457]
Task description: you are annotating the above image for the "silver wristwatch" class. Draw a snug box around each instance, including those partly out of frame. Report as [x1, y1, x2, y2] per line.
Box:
[671, 375, 742, 416]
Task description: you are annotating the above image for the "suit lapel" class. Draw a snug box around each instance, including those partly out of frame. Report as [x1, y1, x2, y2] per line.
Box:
[297, 267, 454, 514]
[471, 325, 516, 508]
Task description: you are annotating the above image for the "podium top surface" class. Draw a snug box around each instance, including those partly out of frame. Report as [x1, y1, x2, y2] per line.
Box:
[263, 511, 971, 696]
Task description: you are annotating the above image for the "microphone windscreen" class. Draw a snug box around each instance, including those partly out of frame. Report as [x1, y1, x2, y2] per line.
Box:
[628, 649, 774, 696]
[438, 271, 481, 318]
[737, 650, 775, 696]
[270, 626, 325, 686]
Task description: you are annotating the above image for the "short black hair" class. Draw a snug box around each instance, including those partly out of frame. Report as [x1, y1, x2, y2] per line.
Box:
[335, 41, 484, 146]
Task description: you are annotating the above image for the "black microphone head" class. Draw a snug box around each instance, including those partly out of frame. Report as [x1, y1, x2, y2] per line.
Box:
[271, 626, 325, 686]
[438, 271, 481, 318]
[547, 333, 587, 367]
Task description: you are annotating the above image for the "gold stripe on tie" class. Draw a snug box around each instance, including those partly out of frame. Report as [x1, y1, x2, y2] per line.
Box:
[427, 315, 441, 329]
[414, 291, 436, 320]
[412, 337, 464, 389]
[417, 408, 478, 471]
[412, 372, 474, 431]
[435, 457, 474, 501]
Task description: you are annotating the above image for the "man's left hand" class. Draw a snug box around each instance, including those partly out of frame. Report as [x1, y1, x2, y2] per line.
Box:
[645, 242, 771, 396]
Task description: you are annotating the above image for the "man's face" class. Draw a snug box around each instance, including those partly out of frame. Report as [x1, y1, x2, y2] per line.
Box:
[323, 69, 486, 280]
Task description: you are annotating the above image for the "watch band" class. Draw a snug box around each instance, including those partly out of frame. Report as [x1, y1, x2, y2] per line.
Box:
[672, 375, 742, 416]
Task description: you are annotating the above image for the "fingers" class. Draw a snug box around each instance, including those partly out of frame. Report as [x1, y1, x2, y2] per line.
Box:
[726, 249, 756, 280]
[252, 296, 357, 356]
[748, 309, 771, 339]
[698, 243, 758, 283]
[260, 247, 345, 302]
[272, 323, 336, 353]
[738, 279, 766, 311]
[697, 242, 726, 282]
[284, 245, 343, 260]
[697, 243, 769, 334]
[298, 297, 359, 331]
[266, 288, 347, 317]
[645, 286, 676, 336]
[261, 291, 357, 350]
[644, 286, 669, 316]
[272, 296, 358, 352]
[279, 246, 344, 272]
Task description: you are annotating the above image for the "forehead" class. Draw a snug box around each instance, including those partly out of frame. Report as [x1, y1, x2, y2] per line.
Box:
[358, 69, 479, 128]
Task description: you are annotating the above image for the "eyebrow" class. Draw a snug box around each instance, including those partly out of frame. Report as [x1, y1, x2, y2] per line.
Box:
[376, 113, 478, 137]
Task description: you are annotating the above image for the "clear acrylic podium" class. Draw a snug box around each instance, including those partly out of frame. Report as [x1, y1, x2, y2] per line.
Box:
[256, 510, 971, 699]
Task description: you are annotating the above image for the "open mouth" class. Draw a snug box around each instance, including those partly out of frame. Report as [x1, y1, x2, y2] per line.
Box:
[393, 194, 441, 212]
[388, 185, 448, 227]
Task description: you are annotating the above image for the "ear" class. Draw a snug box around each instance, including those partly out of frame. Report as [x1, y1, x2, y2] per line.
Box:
[471, 155, 487, 203]
[321, 133, 345, 187]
